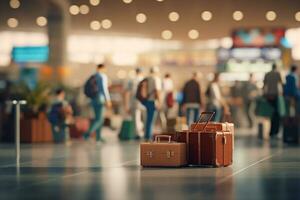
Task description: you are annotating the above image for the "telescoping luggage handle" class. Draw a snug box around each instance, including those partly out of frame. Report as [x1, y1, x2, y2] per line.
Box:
[154, 135, 172, 143]
[191, 111, 215, 132]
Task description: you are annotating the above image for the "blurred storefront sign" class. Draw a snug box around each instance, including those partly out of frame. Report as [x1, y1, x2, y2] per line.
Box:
[12, 46, 49, 63]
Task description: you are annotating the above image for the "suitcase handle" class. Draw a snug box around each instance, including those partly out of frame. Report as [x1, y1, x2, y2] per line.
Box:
[154, 135, 171, 143]
[192, 111, 215, 132]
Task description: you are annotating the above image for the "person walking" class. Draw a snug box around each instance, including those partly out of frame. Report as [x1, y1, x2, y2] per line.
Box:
[162, 73, 175, 119]
[83, 64, 111, 143]
[48, 89, 73, 145]
[182, 72, 203, 126]
[284, 64, 300, 115]
[263, 63, 283, 137]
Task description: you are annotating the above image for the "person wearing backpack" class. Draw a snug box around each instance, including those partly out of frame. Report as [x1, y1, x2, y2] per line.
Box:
[83, 64, 111, 143]
[48, 89, 73, 145]
[136, 67, 162, 140]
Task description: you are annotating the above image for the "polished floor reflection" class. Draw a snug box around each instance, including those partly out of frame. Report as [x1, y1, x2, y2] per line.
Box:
[0, 129, 300, 200]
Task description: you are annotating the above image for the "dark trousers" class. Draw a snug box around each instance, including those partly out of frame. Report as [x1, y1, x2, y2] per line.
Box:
[267, 97, 280, 136]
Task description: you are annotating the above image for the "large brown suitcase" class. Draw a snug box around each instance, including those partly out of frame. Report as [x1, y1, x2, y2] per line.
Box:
[176, 112, 233, 167]
[140, 135, 187, 167]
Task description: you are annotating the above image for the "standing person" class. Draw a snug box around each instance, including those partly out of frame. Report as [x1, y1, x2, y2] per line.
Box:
[263, 63, 283, 137]
[124, 68, 145, 139]
[284, 64, 300, 114]
[83, 64, 111, 143]
[182, 72, 202, 126]
[242, 73, 259, 128]
[139, 67, 162, 141]
[48, 89, 73, 145]
[162, 73, 175, 118]
[206, 73, 228, 122]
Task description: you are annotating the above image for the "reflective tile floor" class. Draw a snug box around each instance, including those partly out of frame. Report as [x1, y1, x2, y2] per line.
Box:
[0, 129, 300, 200]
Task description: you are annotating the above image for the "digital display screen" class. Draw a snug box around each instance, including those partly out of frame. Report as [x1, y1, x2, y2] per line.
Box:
[12, 46, 49, 63]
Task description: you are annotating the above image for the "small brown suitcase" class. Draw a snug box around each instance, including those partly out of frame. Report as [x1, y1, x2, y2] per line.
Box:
[140, 135, 187, 167]
[176, 112, 233, 167]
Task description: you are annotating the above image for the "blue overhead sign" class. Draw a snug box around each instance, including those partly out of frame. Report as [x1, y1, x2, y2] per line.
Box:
[12, 46, 49, 63]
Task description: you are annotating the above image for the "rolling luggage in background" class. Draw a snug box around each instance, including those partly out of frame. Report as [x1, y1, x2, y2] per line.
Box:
[176, 112, 233, 167]
[140, 135, 187, 167]
[119, 119, 135, 140]
[257, 117, 270, 140]
[283, 117, 300, 144]
[69, 117, 90, 138]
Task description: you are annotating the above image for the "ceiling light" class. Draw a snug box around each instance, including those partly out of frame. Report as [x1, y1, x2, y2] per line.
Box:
[201, 11, 212, 21]
[69, 5, 80, 15]
[233, 11, 243, 21]
[161, 30, 173, 40]
[136, 13, 147, 23]
[123, 0, 133, 4]
[7, 18, 18, 28]
[266, 11, 277, 21]
[188, 29, 199, 39]
[169, 12, 180, 22]
[295, 11, 300, 22]
[90, 20, 101, 30]
[9, 0, 20, 9]
[102, 19, 112, 29]
[80, 5, 90, 15]
[89, 0, 100, 6]
[157, 0, 164, 2]
[36, 16, 47, 27]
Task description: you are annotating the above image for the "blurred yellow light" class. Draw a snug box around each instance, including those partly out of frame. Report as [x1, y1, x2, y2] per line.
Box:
[7, 18, 18, 28]
[89, 0, 100, 6]
[233, 11, 243, 21]
[295, 11, 300, 22]
[201, 11, 212, 21]
[102, 19, 112, 29]
[266, 11, 277, 21]
[90, 20, 101, 30]
[188, 29, 199, 39]
[157, 0, 164, 2]
[69, 5, 80, 15]
[169, 12, 180, 22]
[136, 13, 147, 23]
[10, 0, 20, 9]
[80, 5, 90, 15]
[123, 0, 132, 4]
[161, 30, 173, 40]
[36, 16, 47, 27]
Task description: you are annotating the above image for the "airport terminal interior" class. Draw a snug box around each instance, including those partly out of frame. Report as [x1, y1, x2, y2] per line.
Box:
[1, 0, 300, 199]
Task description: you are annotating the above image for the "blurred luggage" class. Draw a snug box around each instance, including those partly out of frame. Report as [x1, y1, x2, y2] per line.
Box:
[140, 135, 187, 167]
[283, 116, 300, 144]
[257, 117, 270, 140]
[176, 112, 233, 167]
[119, 119, 135, 140]
[69, 117, 90, 138]
[255, 96, 274, 118]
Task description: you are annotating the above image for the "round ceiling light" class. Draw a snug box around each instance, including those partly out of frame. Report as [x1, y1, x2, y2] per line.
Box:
[89, 0, 100, 6]
[123, 0, 133, 4]
[188, 29, 199, 39]
[102, 19, 112, 29]
[80, 5, 90, 15]
[36, 16, 47, 27]
[266, 11, 277, 21]
[90, 20, 101, 30]
[9, 0, 20, 9]
[69, 5, 80, 15]
[7, 18, 18, 28]
[233, 11, 243, 21]
[168, 12, 180, 22]
[201, 11, 213, 21]
[157, 0, 164, 2]
[295, 11, 300, 22]
[161, 30, 173, 40]
[136, 13, 147, 23]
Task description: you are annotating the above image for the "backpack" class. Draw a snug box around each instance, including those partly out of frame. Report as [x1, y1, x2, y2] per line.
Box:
[136, 78, 148, 103]
[84, 74, 99, 98]
[166, 92, 175, 108]
[48, 102, 65, 125]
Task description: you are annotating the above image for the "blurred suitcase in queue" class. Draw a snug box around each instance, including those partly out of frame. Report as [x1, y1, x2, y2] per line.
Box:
[140, 135, 187, 167]
[69, 117, 90, 138]
[119, 119, 135, 140]
[283, 116, 300, 144]
[176, 112, 233, 167]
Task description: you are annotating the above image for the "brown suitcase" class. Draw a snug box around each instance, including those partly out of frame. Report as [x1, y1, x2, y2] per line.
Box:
[176, 112, 233, 167]
[140, 135, 187, 167]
